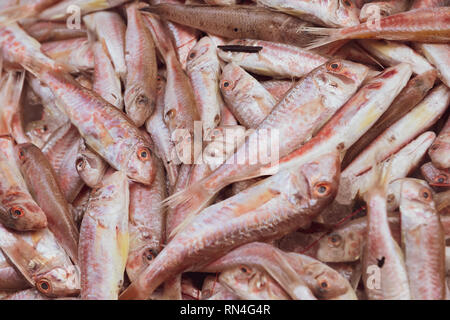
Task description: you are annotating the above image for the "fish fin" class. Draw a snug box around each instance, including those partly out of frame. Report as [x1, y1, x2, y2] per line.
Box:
[164, 183, 215, 238]
[297, 26, 341, 50]
[361, 156, 394, 201]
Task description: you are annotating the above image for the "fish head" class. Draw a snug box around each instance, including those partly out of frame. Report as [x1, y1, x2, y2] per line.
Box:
[219, 265, 266, 297]
[0, 143, 48, 230]
[295, 152, 340, 208]
[126, 245, 159, 282]
[421, 162, 449, 187]
[220, 62, 246, 101]
[126, 140, 156, 185]
[333, 0, 360, 27]
[186, 36, 217, 72]
[75, 140, 107, 188]
[399, 179, 436, 225]
[316, 227, 363, 262]
[25, 121, 52, 148]
[316, 60, 369, 109]
[35, 265, 80, 298]
[0, 196, 47, 231]
[302, 259, 355, 300]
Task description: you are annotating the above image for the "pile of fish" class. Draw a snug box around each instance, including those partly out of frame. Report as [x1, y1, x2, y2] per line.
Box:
[0, 0, 448, 300]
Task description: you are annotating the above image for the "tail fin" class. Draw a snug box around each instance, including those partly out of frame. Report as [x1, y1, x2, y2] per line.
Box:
[361, 157, 394, 202]
[163, 182, 216, 238]
[296, 26, 342, 50]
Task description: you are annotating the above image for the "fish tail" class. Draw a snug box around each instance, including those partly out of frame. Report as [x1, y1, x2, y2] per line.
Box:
[362, 157, 394, 201]
[297, 26, 342, 50]
[163, 183, 215, 237]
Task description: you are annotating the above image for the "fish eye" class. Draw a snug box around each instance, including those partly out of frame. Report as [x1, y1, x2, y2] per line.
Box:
[314, 182, 332, 197]
[434, 174, 447, 184]
[76, 158, 85, 171]
[18, 149, 25, 161]
[240, 265, 250, 274]
[189, 51, 196, 59]
[318, 279, 329, 291]
[327, 61, 342, 72]
[142, 248, 157, 261]
[430, 143, 439, 151]
[419, 187, 432, 201]
[9, 206, 24, 219]
[36, 279, 52, 294]
[343, 0, 353, 6]
[136, 94, 149, 106]
[137, 147, 151, 162]
[221, 80, 233, 90]
[328, 233, 342, 247]
[166, 109, 176, 120]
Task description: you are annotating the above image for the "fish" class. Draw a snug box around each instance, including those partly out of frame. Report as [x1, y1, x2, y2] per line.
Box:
[421, 162, 449, 187]
[362, 165, 411, 300]
[399, 178, 446, 300]
[140, 4, 317, 48]
[302, 8, 450, 49]
[126, 160, 166, 282]
[79, 170, 129, 300]
[428, 115, 450, 169]
[342, 70, 437, 168]
[75, 138, 108, 188]
[186, 36, 224, 132]
[220, 63, 277, 129]
[0, 136, 47, 231]
[83, 11, 127, 80]
[119, 152, 340, 299]
[17, 143, 79, 263]
[144, 14, 200, 163]
[41, 37, 94, 73]
[0, 225, 80, 297]
[145, 75, 179, 187]
[165, 60, 369, 226]
[30, 69, 156, 185]
[124, 2, 158, 127]
[217, 39, 328, 78]
[92, 42, 123, 109]
[342, 85, 449, 182]
[41, 122, 84, 202]
[256, 0, 360, 27]
[358, 40, 434, 75]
